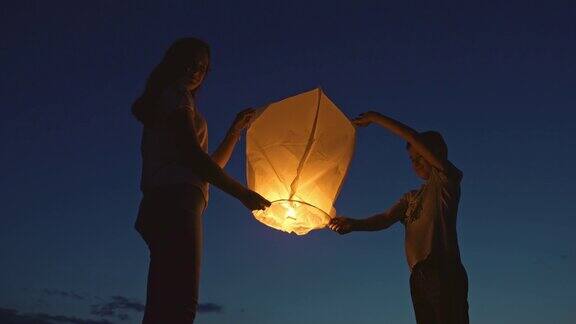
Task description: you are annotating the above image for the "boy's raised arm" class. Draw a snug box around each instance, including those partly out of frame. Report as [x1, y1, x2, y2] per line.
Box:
[353, 111, 451, 173]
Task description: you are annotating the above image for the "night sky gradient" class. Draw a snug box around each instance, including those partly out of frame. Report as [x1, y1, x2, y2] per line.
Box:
[1, 1, 575, 323]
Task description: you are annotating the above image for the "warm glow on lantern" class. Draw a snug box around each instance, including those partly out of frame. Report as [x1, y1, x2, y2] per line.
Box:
[252, 199, 330, 235]
[247, 88, 355, 235]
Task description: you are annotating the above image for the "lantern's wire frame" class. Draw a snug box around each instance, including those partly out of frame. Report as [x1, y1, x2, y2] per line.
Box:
[264, 198, 332, 220]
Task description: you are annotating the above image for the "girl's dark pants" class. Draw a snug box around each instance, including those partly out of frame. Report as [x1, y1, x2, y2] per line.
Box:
[136, 184, 205, 324]
[410, 256, 469, 324]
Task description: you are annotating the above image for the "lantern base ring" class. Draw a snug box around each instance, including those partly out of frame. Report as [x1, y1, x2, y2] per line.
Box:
[252, 198, 332, 235]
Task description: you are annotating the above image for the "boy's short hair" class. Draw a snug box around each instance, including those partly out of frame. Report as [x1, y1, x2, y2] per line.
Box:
[406, 131, 448, 160]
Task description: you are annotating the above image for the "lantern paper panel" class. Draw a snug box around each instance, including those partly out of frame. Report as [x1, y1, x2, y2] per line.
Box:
[246, 88, 355, 235]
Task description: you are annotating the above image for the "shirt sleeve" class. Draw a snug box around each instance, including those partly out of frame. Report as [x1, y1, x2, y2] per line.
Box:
[159, 86, 196, 115]
[431, 161, 462, 211]
[155, 86, 198, 133]
[435, 160, 463, 185]
[387, 191, 412, 225]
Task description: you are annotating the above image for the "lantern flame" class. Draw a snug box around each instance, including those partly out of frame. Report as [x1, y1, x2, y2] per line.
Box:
[252, 199, 332, 235]
[284, 202, 297, 220]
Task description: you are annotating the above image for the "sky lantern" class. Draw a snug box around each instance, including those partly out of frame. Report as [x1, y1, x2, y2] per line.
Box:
[246, 88, 356, 235]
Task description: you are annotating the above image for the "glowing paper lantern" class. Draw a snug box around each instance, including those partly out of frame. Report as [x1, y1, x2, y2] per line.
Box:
[246, 88, 355, 235]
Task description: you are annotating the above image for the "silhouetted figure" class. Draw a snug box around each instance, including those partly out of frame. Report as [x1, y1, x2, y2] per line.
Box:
[329, 111, 469, 324]
[132, 37, 270, 324]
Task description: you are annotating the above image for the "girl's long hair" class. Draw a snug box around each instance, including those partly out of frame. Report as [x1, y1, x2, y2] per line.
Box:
[132, 37, 210, 127]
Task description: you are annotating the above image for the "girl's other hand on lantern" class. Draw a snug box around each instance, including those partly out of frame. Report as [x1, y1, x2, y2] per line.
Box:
[240, 188, 271, 211]
[351, 111, 379, 127]
[231, 108, 256, 135]
[328, 216, 354, 235]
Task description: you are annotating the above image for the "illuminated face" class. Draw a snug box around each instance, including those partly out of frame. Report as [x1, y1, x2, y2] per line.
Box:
[408, 146, 431, 180]
[185, 58, 209, 91]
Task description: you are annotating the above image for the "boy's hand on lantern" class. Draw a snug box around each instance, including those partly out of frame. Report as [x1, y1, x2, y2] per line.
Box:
[231, 108, 256, 135]
[352, 111, 380, 127]
[240, 188, 271, 211]
[328, 216, 354, 235]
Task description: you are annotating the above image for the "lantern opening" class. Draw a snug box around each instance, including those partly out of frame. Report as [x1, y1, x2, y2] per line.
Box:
[253, 199, 331, 236]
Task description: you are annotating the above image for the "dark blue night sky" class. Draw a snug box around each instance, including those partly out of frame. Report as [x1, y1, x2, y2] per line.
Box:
[1, 1, 575, 323]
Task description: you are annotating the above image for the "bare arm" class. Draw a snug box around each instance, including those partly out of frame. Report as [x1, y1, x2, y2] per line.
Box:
[211, 130, 241, 168]
[211, 109, 255, 168]
[329, 211, 401, 234]
[352, 211, 402, 231]
[353, 111, 450, 172]
[329, 194, 408, 235]
[178, 108, 270, 210]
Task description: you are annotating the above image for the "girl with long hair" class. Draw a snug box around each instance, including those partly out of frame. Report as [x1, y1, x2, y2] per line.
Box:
[132, 37, 270, 323]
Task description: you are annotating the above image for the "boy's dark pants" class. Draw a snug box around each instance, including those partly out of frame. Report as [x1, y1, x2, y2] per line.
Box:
[410, 256, 469, 324]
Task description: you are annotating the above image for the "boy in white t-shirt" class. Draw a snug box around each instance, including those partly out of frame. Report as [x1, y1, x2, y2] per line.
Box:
[329, 111, 469, 324]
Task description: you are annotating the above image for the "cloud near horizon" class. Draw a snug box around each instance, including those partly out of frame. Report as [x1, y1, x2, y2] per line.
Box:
[0, 307, 113, 324]
[9, 289, 224, 323]
[90, 296, 144, 322]
[198, 302, 224, 313]
[41, 289, 88, 301]
[90, 296, 224, 320]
